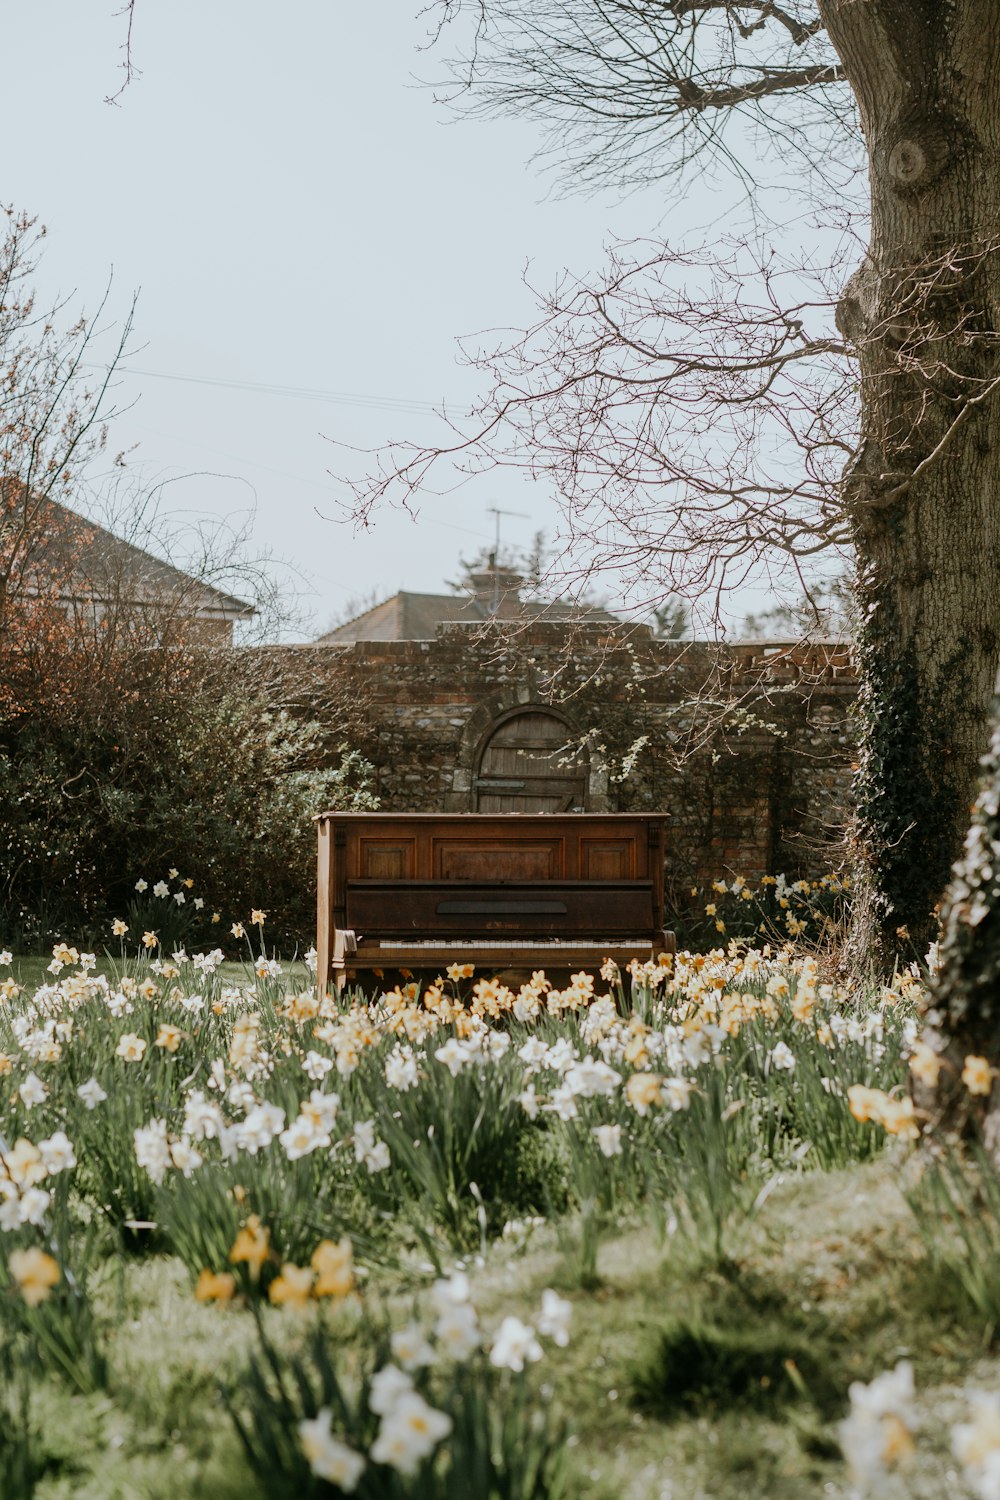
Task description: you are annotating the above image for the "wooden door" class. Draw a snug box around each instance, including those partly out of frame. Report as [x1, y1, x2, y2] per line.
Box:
[474, 710, 588, 812]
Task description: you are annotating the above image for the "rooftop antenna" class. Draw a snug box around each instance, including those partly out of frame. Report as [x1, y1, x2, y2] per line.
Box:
[485, 505, 530, 614]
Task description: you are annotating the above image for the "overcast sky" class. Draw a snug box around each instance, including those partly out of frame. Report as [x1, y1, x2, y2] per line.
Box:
[4, 2, 796, 638]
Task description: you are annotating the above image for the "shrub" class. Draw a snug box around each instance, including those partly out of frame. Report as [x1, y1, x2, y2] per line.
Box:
[0, 647, 377, 952]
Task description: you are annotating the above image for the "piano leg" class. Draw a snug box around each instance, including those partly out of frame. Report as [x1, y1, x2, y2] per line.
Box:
[332, 928, 357, 997]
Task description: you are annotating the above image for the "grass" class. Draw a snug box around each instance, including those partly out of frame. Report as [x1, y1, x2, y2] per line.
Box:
[8, 952, 312, 994]
[10, 1155, 996, 1500]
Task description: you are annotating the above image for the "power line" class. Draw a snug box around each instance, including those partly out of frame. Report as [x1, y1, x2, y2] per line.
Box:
[102, 363, 450, 417]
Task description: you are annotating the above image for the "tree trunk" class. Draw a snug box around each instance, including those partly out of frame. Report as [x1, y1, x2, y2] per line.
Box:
[819, 0, 1000, 974]
[923, 697, 1000, 1137]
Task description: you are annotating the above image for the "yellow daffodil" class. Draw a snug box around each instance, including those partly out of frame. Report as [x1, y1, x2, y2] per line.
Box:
[229, 1215, 271, 1278]
[111, 918, 128, 937]
[879, 1097, 920, 1141]
[251, 909, 267, 927]
[312, 1237, 354, 1299]
[963, 1055, 993, 1097]
[848, 1085, 919, 1141]
[792, 988, 817, 1023]
[194, 1269, 236, 1303]
[142, 931, 159, 950]
[9, 1247, 60, 1306]
[626, 1072, 664, 1115]
[155, 1025, 185, 1054]
[847, 1085, 885, 1123]
[909, 1042, 942, 1089]
[268, 1262, 314, 1308]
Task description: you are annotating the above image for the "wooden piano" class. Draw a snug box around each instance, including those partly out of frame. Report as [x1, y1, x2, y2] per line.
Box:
[314, 811, 674, 995]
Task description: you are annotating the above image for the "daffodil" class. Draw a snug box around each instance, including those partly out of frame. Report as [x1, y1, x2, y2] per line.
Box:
[155, 1025, 185, 1054]
[9, 1247, 60, 1306]
[229, 1215, 270, 1278]
[963, 1055, 993, 1096]
[194, 1269, 236, 1303]
[370, 1391, 453, 1477]
[299, 1410, 365, 1489]
[312, 1236, 354, 1298]
[116, 1033, 147, 1062]
[625, 1072, 663, 1115]
[268, 1262, 314, 1308]
[909, 1041, 942, 1089]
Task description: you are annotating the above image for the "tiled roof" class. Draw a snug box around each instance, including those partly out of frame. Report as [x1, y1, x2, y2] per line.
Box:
[315, 588, 619, 643]
[8, 489, 255, 618]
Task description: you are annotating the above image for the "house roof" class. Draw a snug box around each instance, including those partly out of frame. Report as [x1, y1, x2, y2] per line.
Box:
[315, 583, 620, 644]
[6, 489, 255, 619]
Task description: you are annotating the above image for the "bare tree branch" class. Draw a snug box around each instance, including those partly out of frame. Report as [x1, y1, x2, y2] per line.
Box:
[105, 1, 141, 106]
[421, 0, 853, 194]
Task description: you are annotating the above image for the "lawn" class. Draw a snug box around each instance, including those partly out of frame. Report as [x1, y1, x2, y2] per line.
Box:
[1, 942, 997, 1498]
[14, 1158, 995, 1500]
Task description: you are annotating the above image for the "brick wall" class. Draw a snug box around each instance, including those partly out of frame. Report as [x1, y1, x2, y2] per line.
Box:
[251, 623, 858, 891]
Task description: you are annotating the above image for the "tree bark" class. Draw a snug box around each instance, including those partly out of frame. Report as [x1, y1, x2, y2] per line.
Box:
[923, 697, 1000, 1138]
[819, 0, 1000, 973]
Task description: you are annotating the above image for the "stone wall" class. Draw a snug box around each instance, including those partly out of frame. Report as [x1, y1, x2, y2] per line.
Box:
[254, 622, 859, 898]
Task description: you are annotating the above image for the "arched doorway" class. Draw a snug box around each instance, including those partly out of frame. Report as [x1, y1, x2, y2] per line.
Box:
[474, 709, 589, 812]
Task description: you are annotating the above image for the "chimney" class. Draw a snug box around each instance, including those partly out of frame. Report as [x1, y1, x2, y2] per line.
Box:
[468, 553, 524, 616]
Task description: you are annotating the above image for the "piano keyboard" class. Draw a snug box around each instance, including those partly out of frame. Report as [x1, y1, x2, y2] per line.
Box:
[377, 939, 644, 949]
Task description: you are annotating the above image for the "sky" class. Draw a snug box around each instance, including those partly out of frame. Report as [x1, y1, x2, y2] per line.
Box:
[2, 2, 820, 639]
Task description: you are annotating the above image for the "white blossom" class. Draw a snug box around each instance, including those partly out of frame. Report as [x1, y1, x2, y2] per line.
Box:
[537, 1288, 572, 1347]
[19, 1072, 48, 1108]
[77, 1078, 107, 1110]
[490, 1316, 543, 1372]
[370, 1391, 452, 1476]
[593, 1122, 623, 1157]
[134, 1119, 171, 1185]
[38, 1132, 77, 1174]
[298, 1409, 365, 1490]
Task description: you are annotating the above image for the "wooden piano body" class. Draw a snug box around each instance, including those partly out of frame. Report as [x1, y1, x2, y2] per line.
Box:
[314, 811, 673, 994]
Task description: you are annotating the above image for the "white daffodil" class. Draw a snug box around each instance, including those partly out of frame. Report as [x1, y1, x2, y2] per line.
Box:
[298, 1409, 365, 1491]
[370, 1391, 452, 1477]
[489, 1316, 543, 1373]
[537, 1288, 572, 1347]
[593, 1122, 623, 1158]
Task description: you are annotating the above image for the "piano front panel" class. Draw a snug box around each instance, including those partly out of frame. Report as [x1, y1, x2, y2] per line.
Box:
[579, 837, 639, 881]
[432, 839, 563, 882]
[356, 838, 418, 880]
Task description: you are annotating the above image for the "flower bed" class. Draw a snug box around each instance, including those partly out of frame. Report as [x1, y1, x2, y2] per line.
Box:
[0, 929, 999, 1497]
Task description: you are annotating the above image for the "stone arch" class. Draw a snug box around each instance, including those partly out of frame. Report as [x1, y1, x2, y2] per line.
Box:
[445, 687, 609, 811]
